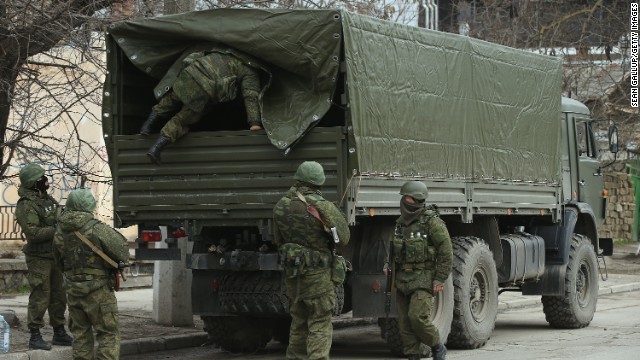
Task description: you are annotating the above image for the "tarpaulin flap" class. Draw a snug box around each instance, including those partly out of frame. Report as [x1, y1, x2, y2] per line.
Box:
[105, 8, 342, 150]
[341, 12, 563, 184]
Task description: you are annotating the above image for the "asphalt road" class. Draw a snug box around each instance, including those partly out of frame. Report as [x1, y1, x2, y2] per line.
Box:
[122, 291, 640, 360]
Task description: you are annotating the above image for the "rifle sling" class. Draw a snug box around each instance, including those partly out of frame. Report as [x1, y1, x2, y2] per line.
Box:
[73, 230, 118, 269]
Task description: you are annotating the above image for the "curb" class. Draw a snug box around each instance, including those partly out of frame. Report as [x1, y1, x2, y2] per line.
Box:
[5, 282, 640, 359]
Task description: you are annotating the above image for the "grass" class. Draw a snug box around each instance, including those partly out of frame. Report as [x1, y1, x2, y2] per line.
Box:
[614, 238, 637, 245]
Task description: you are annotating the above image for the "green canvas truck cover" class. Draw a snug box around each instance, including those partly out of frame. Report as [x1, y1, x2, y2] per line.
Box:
[103, 8, 562, 184]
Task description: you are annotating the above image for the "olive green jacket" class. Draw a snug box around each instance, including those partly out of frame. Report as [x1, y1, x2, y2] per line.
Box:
[15, 187, 59, 256]
[394, 206, 453, 295]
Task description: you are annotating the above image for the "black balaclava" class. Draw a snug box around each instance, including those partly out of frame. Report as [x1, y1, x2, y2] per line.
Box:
[34, 175, 50, 192]
[400, 196, 424, 225]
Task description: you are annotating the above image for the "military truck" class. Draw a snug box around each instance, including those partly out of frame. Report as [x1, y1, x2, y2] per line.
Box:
[102, 8, 618, 355]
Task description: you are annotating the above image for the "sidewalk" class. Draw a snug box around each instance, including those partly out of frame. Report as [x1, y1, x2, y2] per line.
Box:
[1, 273, 639, 360]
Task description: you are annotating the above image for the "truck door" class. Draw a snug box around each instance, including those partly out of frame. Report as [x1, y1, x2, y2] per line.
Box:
[573, 116, 605, 226]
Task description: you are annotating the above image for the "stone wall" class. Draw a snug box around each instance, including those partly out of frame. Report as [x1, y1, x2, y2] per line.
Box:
[599, 172, 636, 241]
[0, 259, 29, 292]
[0, 258, 154, 293]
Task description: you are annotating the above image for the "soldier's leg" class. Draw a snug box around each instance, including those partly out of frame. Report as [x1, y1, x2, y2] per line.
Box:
[92, 289, 120, 360]
[159, 107, 204, 142]
[152, 92, 182, 115]
[68, 295, 95, 360]
[407, 290, 440, 347]
[48, 262, 72, 346]
[141, 92, 182, 135]
[48, 262, 67, 327]
[396, 290, 422, 356]
[25, 255, 50, 329]
[305, 291, 335, 360]
[286, 298, 308, 360]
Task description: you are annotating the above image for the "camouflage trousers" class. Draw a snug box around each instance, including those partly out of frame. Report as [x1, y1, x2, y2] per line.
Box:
[67, 285, 120, 360]
[153, 92, 205, 142]
[396, 289, 440, 355]
[286, 290, 335, 360]
[25, 255, 67, 329]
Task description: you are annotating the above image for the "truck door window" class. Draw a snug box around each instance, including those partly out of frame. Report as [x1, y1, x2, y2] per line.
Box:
[576, 120, 594, 158]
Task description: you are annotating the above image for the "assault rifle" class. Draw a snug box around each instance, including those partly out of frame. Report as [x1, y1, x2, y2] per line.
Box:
[384, 237, 395, 341]
[295, 191, 340, 250]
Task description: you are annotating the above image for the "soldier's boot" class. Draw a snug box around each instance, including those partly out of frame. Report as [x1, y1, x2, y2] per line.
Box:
[431, 343, 447, 360]
[407, 355, 421, 360]
[140, 112, 171, 136]
[146, 135, 171, 165]
[52, 325, 73, 346]
[29, 328, 52, 350]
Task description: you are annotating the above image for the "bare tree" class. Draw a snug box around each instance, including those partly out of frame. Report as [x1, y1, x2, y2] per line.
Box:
[0, 0, 128, 181]
[439, 0, 635, 167]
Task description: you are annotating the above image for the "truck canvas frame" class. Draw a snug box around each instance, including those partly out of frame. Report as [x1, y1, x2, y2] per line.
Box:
[102, 8, 616, 355]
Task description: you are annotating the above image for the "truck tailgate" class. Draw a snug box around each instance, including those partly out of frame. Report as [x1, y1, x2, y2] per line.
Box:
[112, 127, 346, 227]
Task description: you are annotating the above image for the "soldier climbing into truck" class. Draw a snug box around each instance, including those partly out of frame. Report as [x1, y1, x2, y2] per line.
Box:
[139, 46, 271, 164]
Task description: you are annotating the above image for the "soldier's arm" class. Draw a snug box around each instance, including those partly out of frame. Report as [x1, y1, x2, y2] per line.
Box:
[239, 67, 261, 127]
[52, 233, 64, 269]
[315, 200, 350, 246]
[92, 222, 130, 264]
[429, 217, 453, 284]
[15, 201, 56, 243]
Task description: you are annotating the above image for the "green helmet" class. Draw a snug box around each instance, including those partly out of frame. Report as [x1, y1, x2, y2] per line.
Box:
[294, 161, 326, 186]
[400, 181, 428, 201]
[19, 164, 46, 189]
[66, 189, 97, 213]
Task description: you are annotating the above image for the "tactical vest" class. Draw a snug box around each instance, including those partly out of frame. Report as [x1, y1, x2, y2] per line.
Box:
[392, 211, 438, 272]
[60, 219, 109, 280]
[275, 189, 333, 278]
[17, 194, 58, 253]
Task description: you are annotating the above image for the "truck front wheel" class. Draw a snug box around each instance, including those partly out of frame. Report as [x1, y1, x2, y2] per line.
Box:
[447, 236, 498, 349]
[542, 234, 598, 328]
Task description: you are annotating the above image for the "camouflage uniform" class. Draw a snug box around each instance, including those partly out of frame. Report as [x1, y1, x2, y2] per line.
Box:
[393, 206, 452, 355]
[155, 50, 262, 142]
[52, 189, 129, 360]
[273, 162, 350, 360]
[15, 164, 71, 350]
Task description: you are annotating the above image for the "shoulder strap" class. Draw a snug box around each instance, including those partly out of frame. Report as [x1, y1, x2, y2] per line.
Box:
[73, 231, 118, 269]
[295, 191, 330, 232]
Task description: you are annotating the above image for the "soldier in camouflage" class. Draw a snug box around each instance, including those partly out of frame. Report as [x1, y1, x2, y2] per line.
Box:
[140, 47, 266, 165]
[389, 181, 453, 360]
[52, 189, 129, 360]
[273, 161, 350, 360]
[14, 164, 73, 350]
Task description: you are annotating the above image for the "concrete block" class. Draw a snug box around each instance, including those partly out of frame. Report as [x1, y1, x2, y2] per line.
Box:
[0, 353, 28, 360]
[152, 235, 193, 326]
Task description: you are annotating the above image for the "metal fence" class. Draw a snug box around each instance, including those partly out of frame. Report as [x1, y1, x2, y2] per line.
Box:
[0, 206, 23, 240]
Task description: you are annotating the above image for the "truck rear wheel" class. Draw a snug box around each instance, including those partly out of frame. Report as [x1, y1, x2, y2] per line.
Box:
[542, 234, 598, 328]
[447, 236, 498, 349]
[379, 276, 454, 356]
[202, 316, 272, 352]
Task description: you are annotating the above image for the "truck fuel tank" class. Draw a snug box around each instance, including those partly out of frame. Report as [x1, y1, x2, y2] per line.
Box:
[498, 233, 545, 284]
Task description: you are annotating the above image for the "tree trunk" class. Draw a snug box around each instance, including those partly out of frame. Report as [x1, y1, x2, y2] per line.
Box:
[0, 60, 20, 178]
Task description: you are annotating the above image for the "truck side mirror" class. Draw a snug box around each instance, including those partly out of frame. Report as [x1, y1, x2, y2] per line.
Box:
[608, 125, 619, 154]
